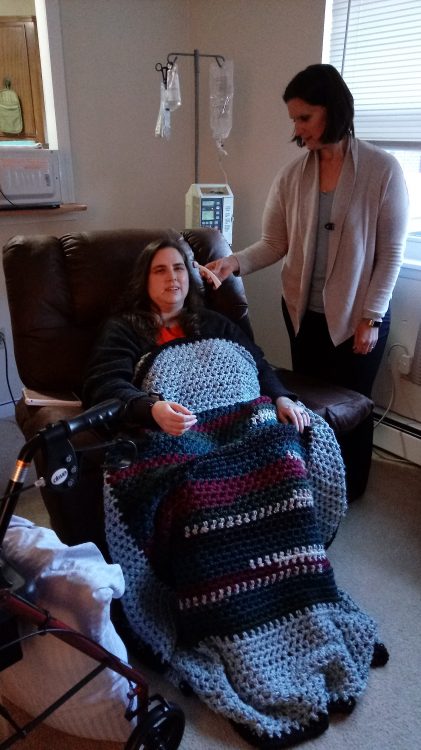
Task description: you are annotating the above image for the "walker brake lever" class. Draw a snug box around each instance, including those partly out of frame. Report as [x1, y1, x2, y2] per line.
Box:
[41, 425, 79, 492]
[39, 400, 123, 492]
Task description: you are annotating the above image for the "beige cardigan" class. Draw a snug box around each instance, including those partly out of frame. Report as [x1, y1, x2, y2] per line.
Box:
[237, 138, 409, 345]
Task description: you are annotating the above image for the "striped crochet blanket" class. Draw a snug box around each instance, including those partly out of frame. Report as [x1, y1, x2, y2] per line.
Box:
[104, 341, 383, 748]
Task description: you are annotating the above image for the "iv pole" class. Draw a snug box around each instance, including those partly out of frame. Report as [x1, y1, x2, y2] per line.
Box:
[155, 49, 225, 184]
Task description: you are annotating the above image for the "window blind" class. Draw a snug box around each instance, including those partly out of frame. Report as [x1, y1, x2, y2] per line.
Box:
[328, 0, 421, 142]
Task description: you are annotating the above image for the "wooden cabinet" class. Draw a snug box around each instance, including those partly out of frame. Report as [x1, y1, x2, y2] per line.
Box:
[0, 16, 45, 144]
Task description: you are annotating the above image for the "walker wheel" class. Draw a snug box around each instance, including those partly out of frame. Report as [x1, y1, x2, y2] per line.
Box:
[124, 694, 185, 750]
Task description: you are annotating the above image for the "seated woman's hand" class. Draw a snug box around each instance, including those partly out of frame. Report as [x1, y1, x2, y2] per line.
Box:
[151, 400, 197, 436]
[275, 396, 310, 433]
[205, 254, 239, 282]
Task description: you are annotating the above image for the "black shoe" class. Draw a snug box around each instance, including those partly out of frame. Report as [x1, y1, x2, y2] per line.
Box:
[371, 642, 389, 668]
[328, 696, 357, 715]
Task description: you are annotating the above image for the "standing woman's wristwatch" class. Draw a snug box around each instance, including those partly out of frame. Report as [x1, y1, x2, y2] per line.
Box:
[364, 318, 382, 328]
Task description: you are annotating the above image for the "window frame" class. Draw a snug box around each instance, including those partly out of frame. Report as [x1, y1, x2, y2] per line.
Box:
[36, 0, 74, 202]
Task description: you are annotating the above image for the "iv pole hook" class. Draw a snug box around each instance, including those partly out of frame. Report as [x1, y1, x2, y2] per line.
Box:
[155, 62, 171, 88]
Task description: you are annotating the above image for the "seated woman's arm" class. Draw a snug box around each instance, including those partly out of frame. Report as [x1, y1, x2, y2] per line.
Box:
[239, 331, 311, 432]
[82, 317, 159, 426]
[83, 317, 197, 434]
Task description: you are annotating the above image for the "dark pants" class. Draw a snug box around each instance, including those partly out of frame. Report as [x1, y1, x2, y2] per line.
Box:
[282, 300, 391, 499]
[281, 298, 390, 399]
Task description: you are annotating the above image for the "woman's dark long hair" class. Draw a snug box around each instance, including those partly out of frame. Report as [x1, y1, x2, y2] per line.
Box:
[283, 63, 354, 146]
[117, 232, 204, 343]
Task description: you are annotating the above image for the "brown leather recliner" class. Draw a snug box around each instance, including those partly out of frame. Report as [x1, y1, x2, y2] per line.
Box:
[3, 228, 373, 554]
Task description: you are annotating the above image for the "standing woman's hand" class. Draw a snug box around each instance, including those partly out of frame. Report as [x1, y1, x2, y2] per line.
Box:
[353, 320, 380, 355]
[205, 254, 240, 282]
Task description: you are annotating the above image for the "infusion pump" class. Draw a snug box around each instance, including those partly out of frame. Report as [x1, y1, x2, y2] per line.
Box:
[185, 184, 234, 245]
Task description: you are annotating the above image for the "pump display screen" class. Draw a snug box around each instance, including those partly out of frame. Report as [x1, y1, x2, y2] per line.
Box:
[201, 198, 222, 229]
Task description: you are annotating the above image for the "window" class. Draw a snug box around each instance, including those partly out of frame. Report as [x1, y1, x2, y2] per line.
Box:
[323, 0, 421, 264]
[0, 0, 74, 202]
[384, 147, 421, 266]
[0, 15, 45, 144]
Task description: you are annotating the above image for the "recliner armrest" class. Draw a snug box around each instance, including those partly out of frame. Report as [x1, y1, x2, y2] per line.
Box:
[276, 368, 373, 435]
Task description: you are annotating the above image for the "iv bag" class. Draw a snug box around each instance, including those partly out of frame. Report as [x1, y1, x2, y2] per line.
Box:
[166, 62, 181, 111]
[155, 81, 171, 139]
[209, 59, 234, 152]
[155, 63, 181, 139]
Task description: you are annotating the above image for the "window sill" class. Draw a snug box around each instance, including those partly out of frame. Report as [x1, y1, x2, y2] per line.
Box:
[0, 203, 87, 218]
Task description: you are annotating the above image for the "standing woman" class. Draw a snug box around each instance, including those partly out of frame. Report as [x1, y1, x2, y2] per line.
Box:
[206, 63, 409, 400]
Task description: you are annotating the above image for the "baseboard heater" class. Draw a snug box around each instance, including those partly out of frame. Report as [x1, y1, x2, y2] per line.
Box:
[373, 409, 421, 467]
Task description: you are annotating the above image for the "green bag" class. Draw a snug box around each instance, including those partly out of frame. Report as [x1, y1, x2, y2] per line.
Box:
[0, 79, 23, 134]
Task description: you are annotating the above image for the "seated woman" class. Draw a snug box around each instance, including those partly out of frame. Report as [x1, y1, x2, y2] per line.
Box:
[83, 232, 387, 750]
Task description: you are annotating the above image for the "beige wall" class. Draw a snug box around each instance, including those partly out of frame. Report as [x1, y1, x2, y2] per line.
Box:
[1, 0, 419, 425]
[0, 1, 34, 14]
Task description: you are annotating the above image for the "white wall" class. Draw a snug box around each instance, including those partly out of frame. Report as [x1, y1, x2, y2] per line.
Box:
[372, 268, 421, 423]
[1, 0, 419, 429]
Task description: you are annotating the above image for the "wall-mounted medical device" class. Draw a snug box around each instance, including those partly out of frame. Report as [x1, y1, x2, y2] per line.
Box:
[0, 149, 62, 208]
[185, 183, 234, 244]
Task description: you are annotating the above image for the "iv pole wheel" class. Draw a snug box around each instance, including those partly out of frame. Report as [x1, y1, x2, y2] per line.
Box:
[124, 695, 185, 750]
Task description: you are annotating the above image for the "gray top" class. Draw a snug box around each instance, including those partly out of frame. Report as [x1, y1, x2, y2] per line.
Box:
[308, 190, 335, 313]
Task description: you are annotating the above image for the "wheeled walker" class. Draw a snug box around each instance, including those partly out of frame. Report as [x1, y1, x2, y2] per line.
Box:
[0, 400, 185, 749]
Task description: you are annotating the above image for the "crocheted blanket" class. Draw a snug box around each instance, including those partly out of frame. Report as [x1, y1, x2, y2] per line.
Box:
[104, 340, 381, 747]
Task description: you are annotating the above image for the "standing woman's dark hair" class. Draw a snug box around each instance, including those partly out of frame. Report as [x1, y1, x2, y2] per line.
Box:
[118, 232, 204, 341]
[283, 63, 354, 145]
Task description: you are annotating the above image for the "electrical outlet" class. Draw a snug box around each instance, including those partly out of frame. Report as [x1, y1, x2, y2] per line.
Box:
[398, 353, 412, 375]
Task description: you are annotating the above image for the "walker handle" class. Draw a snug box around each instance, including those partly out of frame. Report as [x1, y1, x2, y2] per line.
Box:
[62, 399, 123, 436]
[0, 400, 124, 546]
